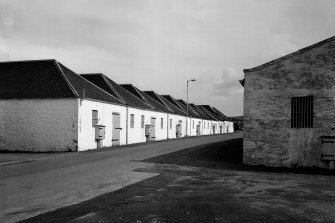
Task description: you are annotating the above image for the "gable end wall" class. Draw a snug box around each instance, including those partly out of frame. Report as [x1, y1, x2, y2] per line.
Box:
[244, 39, 335, 168]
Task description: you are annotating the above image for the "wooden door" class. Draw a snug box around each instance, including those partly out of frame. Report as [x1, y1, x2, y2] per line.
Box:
[112, 113, 121, 146]
[150, 117, 156, 140]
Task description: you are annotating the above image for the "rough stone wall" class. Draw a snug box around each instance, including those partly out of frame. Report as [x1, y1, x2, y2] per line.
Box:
[244, 39, 335, 168]
[0, 99, 78, 152]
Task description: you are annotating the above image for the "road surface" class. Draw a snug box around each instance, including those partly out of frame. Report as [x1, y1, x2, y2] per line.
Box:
[0, 133, 241, 223]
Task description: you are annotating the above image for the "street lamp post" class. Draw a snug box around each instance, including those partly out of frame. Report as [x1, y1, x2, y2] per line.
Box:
[186, 79, 196, 137]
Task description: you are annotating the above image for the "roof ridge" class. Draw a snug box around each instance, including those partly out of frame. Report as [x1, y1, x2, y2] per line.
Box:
[54, 60, 80, 98]
[0, 59, 56, 64]
[144, 91, 174, 113]
[162, 95, 184, 110]
[100, 74, 126, 103]
[177, 99, 200, 116]
[121, 84, 155, 109]
[58, 62, 125, 104]
[244, 35, 335, 72]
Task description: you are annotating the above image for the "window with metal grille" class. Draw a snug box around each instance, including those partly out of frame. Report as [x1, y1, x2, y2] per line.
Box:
[291, 96, 313, 128]
[170, 119, 172, 129]
[141, 115, 145, 128]
[161, 118, 164, 129]
[92, 110, 98, 127]
[130, 114, 135, 128]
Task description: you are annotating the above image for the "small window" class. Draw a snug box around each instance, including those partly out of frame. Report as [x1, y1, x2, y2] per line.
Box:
[208, 122, 209, 128]
[170, 119, 172, 129]
[291, 96, 313, 128]
[192, 120, 194, 129]
[130, 114, 134, 128]
[92, 110, 98, 127]
[141, 115, 145, 128]
[161, 118, 164, 129]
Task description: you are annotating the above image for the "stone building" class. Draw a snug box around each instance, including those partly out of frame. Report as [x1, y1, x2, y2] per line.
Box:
[241, 36, 335, 169]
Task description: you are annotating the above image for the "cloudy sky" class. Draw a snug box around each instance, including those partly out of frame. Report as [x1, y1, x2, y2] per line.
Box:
[1, 0, 335, 116]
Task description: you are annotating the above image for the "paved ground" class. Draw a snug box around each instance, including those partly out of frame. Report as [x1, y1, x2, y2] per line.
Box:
[0, 133, 240, 223]
[19, 137, 335, 223]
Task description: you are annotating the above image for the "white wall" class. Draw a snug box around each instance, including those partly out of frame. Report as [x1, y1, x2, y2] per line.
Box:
[126, 109, 170, 144]
[77, 99, 127, 151]
[166, 114, 185, 139]
[0, 99, 78, 152]
[189, 118, 203, 136]
[201, 120, 212, 135]
[224, 121, 234, 133]
[153, 111, 169, 141]
[127, 107, 155, 144]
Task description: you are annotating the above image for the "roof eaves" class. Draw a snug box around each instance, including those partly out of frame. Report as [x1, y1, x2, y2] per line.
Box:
[101, 74, 126, 103]
[59, 64, 125, 105]
[121, 84, 155, 110]
[144, 91, 174, 113]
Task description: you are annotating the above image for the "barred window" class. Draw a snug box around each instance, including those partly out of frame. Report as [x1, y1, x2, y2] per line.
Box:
[130, 114, 135, 128]
[291, 96, 313, 128]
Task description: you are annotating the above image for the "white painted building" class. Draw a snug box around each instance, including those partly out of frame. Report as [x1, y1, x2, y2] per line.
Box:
[1, 60, 233, 152]
[0, 60, 127, 152]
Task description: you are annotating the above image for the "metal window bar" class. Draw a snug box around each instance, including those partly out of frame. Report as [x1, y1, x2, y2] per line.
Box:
[291, 96, 313, 128]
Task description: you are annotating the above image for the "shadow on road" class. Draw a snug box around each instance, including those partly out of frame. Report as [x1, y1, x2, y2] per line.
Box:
[143, 138, 335, 176]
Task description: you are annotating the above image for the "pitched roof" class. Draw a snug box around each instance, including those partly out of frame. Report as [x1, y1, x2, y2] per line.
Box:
[0, 59, 75, 99]
[80, 73, 121, 100]
[177, 99, 201, 118]
[158, 94, 186, 116]
[56, 62, 124, 105]
[211, 107, 229, 121]
[244, 35, 335, 73]
[81, 73, 153, 110]
[197, 105, 218, 121]
[161, 95, 185, 111]
[0, 59, 124, 105]
[199, 105, 226, 121]
[189, 103, 212, 120]
[143, 91, 174, 113]
[121, 84, 171, 113]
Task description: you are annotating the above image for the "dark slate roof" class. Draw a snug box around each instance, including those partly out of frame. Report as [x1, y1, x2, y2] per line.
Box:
[121, 84, 171, 113]
[81, 74, 153, 110]
[158, 95, 187, 116]
[143, 91, 174, 113]
[189, 103, 212, 120]
[197, 105, 218, 121]
[199, 105, 223, 121]
[211, 107, 229, 121]
[56, 63, 124, 105]
[80, 73, 121, 100]
[244, 35, 335, 72]
[161, 95, 185, 111]
[0, 59, 124, 105]
[177, 99, 201, 118]
[0, 59, 75, 99]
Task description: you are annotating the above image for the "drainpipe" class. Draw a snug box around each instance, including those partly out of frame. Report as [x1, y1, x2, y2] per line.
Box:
[126, 106, 128, 145]
[166, 113, 169, 139]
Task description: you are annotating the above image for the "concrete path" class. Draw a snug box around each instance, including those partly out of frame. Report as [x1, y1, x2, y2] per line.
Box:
[0, 133, 241, 223]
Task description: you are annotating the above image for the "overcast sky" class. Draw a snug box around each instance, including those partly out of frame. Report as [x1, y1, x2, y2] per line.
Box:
[1, 0, 335, 116]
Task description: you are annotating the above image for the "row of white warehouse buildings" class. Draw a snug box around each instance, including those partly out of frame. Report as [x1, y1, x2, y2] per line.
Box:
[0, 59, 234, 152]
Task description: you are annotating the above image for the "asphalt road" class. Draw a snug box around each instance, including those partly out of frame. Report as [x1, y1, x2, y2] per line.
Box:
[0, 133, 241, 223]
